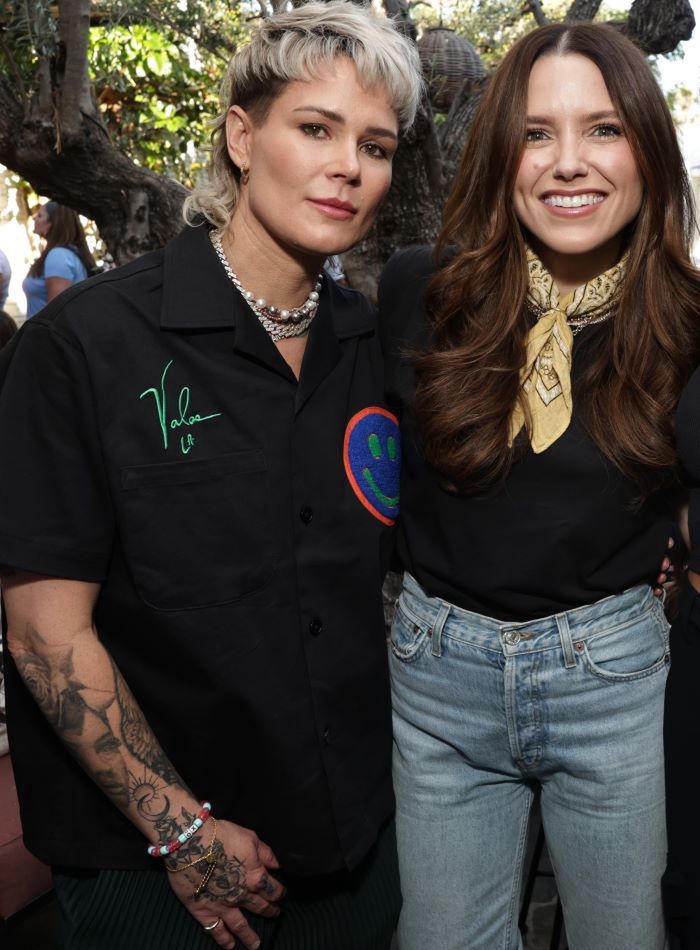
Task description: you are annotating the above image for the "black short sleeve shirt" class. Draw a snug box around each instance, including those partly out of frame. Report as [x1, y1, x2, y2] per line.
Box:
[0, 225, 398, 874]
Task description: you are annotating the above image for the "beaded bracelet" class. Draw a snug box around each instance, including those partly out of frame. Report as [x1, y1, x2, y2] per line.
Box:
[166, 820, 218, 874]
[147, 802, 212, 858]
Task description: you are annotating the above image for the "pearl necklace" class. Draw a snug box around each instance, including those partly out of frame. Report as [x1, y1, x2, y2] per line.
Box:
[210, 232, 322, 341]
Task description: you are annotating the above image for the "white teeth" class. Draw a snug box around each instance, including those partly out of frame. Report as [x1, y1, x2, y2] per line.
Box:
[543, 193, 605, 208]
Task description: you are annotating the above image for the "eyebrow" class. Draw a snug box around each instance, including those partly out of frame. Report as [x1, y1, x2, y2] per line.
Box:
[526, 110, 621, 124]
[292, 106, 398, 141]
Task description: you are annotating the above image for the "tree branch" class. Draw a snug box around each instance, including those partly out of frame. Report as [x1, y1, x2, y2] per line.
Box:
[57, 0, 96, 136]
[0, 71, 24, 161]
[0, 30, 29, 111]
[523, 0, 550, 27]
[565, 0, 602, 21]
[382, 0, 417, 41]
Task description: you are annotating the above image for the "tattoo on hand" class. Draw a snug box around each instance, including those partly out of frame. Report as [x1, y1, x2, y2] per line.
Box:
[260, 874, 276, 898]
[185, 840, 248, 906]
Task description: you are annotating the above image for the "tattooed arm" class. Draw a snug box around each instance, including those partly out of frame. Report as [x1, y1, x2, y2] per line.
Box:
[3, 572, 284, 950]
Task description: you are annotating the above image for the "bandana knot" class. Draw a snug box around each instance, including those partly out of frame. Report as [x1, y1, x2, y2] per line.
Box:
[509, 248, 627, 453]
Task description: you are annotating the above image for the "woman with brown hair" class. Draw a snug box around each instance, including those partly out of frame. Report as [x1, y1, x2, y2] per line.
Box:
[380, 22, 700, 950]
[22, 201, 95, 317]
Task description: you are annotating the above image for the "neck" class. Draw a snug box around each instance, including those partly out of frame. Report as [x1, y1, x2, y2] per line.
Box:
[222, 212, 324, 309]
[534, 237, 623, 298]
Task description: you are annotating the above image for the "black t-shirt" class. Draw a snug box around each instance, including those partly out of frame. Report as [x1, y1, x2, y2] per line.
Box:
[0, 224, 398, 874]
[676, 366, 700, 571]
[379, 246, 673, 621]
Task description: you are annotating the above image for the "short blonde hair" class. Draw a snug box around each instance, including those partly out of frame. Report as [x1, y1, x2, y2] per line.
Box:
[183, 1, 423, 229]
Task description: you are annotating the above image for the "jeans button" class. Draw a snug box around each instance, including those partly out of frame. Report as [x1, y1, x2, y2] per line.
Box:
[504, 630, 521, 646]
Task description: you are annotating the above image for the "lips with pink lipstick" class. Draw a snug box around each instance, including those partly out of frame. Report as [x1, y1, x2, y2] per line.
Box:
[307, 197, 358, 220]
[540, 189, 607, 218]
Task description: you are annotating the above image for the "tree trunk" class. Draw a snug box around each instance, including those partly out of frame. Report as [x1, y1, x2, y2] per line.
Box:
[566, 0, 603, 22]
[343, 98, 443, 297]
[625, 0, 695, 55]
[57, 0, 94, 138]
[0, 2, 188, 263]
[439, 78, 487, 195]
[525, 0, 549, 27]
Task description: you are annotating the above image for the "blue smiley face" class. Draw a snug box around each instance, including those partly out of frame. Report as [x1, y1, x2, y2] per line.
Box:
[343, 407, 401, 524]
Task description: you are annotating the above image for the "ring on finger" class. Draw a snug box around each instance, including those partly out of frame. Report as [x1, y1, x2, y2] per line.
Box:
[202, 917, 222, 933]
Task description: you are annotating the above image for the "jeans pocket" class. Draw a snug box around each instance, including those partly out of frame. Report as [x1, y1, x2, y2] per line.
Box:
[390, 600, 431, 663]
[579, 604, 671, 683]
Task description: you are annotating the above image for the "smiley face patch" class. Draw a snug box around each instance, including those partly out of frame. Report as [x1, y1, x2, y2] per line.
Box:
[343, 407, 400, 525]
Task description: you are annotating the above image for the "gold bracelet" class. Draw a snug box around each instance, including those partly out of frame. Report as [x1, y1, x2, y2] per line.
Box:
[166, 819, 218, 874]
[194, 844, 219, 899]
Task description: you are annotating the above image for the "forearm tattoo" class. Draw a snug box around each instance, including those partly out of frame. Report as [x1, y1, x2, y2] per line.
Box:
[15, 624, 192, 843]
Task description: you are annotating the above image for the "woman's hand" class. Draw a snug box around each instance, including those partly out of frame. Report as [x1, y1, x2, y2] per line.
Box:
[166, 818, 286, 950]
[653, 536, 675, 598]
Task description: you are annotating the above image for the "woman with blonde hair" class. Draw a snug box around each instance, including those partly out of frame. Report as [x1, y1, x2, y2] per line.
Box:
[380, 22, 700, 950]
[0, 4, 421, 949]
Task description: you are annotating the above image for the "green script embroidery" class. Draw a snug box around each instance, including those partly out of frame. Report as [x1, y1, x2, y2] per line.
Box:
[140, 360, 222, 455]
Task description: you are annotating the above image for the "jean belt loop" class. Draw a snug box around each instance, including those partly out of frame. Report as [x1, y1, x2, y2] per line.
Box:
[555, 611, 577, 669]
[431, 601, 450, 658]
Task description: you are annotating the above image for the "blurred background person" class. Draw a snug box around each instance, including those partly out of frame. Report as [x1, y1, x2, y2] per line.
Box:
[0, 310, 17, 351]
[0, 308, 17, 756]
[22, 201, 95, 318]
[0, 248, 10, 310]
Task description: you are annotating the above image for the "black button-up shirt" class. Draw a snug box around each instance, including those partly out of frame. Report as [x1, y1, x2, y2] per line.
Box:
[0, 225, 399, 874]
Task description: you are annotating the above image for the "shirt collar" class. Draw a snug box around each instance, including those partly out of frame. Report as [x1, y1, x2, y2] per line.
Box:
[160, 223, 376, 339]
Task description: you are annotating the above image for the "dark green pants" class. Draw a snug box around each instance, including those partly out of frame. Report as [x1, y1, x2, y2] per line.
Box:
[53, 820, 400, 950]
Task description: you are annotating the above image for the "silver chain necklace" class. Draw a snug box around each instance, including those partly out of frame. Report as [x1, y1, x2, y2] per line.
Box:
[527, 303, 614, 337]
[567, 309, 614, 336]
[210, 231, 322, 341]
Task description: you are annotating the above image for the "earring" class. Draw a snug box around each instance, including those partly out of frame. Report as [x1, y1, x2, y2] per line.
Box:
[240, 164, 249, 185]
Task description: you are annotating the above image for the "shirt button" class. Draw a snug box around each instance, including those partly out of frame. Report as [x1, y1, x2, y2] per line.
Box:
[299, 506, 314, 524]
[309, 617, 323, 637]
[323, 728, 331, 745]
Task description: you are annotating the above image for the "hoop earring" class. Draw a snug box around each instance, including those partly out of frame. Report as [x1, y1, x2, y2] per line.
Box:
[240, 165, 250, 185]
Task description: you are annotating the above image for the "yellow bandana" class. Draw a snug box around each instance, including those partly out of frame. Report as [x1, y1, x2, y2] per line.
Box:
[509, 248, 627, 453]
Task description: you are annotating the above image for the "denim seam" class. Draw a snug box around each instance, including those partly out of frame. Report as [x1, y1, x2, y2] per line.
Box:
[579, 602, 669, 658]
[572, 604, 663, 645]
[390, 606, 432, 664]
[395, 597, 436, 633]
[555, 612, 577, 669]
[504, 657, 522, 766]
[579, 644, 670, 683]
[430, 602, 450, 658]
[504, 795, 533, 950]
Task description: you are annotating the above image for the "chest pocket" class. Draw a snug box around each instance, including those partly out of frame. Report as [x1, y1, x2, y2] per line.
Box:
[119, 451, 273, 610]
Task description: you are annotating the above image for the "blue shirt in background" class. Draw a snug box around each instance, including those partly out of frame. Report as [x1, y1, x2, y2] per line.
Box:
[0, 249, 11, 309]
[23, 246, 88, 318]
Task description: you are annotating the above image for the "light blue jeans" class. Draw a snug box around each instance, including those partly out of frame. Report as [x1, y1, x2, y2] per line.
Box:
[391, 573, 670, 950]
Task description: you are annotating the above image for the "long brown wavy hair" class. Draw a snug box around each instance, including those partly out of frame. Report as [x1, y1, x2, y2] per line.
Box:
[414, 23, 700, 498]
[29, 202, 96, 278]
